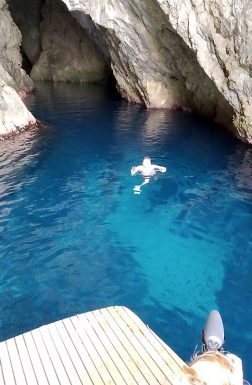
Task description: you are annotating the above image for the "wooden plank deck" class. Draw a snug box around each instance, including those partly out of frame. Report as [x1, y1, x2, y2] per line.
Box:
[0, 306, 187, 385]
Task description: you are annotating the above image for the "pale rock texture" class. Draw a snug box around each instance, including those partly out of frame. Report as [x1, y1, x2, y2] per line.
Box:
[0, 0, 36, 137]
[0, 0, 33, 94]
[157, 0, 252, 142]
[62, 0, 252, 142]
[0, 79, 36, 138]
[31, 0, 109, 83]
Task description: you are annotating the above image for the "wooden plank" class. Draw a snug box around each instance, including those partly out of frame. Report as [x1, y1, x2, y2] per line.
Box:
[0, 341, 16, 385]
[121, 308, 185, 369]
[54, 320, 93, 385]
[74, 313, 125, 385]
[114, 307, 179, 383]
[0, 306, 186, 385]
[92, 309, 149, 385]
[31, 328, 60, 385]
[94, 308, 154, 384]
[14, 334, 38, 385]
[97, 308, 160, 385]
[22, 331, 49, 385]
[46, 322, 83, 385]
[106, 307, 173, 385]
[39, 325, 71, 385]
[85, 310, 138, 385]
[6, 338, 26, 385]
[71, 314, 117, 385]
[120, 307, 186, 374]
[62, 317, 104, 385]
[147, 328, 186, 370]
[0, 357, 5, 385]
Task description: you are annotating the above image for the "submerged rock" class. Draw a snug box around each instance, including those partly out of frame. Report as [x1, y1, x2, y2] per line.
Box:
[31, 0, 109, 83]
[62, 0, 252, 142]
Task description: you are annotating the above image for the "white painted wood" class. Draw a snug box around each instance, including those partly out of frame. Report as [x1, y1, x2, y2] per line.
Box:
[115, 307, 179, 383]
[62, 317, 104, 385]
[14, 334, 38, 385]
[0, 306, 186, 385]
[31, 328, 60, 385]
[121, 307, 185, 370]
[99, 308, 160, 385]
[120, 307, 185, 375]
[92, 309, 149, 385]
[54, 320, 93, 385]
[0, 357, 5, 385]
[0, 341, 16, 385]
[6, 338, 26, 385]
[148, 327, 186, 370]
[47, 322, 82, 385]
[85, 310, 137, 385]
[39, 325, 71, 385]
[71, 314, 118, 385]
[78, 312, 130, 385]
[21, 332, 49, 385]
[104, 307, 173, 385]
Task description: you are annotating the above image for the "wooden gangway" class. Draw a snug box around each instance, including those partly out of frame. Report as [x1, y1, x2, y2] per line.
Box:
[0, 306, 187, 385]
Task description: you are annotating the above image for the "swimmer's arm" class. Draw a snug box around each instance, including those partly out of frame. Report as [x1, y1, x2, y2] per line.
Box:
[152, 165, 167, 173]
[131, 165, 144, 175]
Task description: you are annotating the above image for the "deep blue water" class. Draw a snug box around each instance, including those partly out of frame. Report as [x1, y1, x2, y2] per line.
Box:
[0, 83, 252, 380]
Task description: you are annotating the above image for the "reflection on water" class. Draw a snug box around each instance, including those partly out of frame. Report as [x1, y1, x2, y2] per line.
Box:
[0, 82, 252, 381]
[143, 109, 175, 142]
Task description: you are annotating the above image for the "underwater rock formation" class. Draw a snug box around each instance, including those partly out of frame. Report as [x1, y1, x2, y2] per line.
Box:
[0, 0, 36, 137]
[31, 0, 109, 83]
[62, 0, 252, 142]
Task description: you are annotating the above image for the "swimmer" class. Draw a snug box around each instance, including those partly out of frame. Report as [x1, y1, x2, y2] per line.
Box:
[131, 156, 167, 194]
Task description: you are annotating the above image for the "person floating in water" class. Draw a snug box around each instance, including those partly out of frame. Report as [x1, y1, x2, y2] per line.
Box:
[131, 156, 167, 194]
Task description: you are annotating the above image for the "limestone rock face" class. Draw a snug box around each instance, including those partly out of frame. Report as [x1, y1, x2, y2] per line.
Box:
[0, 0, 33, 94]
[7, 0, 42, 66]
[31, 0, 109, 83]
[62, 0, 252, 142]
[0, 79, 36, 138]
[0, 0, 36, 138]
[157, 0, 252, 142]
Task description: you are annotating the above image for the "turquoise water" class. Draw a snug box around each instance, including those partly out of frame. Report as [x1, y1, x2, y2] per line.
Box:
[0, 83, 252, 379]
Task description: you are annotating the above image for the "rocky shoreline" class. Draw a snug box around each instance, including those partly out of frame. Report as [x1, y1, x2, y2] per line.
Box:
[0, 0, 251, 142]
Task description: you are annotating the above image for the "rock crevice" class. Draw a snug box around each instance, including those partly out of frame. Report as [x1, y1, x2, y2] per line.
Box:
[0, 0, 36, 137]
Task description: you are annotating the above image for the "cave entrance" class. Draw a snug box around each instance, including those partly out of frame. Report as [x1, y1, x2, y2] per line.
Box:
[7, 0, 119, 99]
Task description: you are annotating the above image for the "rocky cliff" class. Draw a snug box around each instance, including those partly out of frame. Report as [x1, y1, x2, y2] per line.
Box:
[0, 0, 36, 138]
[62, 0, 252, 142]
[30, 0, 109, 83]
[158, 0, 252, 142]
[0, 0, 252, 142]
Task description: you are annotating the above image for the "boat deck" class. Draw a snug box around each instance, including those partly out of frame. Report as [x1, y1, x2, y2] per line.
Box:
[0, 306, 186, 385]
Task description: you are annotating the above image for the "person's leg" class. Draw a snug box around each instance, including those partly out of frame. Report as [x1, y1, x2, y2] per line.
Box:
[133, 178, 150, 194]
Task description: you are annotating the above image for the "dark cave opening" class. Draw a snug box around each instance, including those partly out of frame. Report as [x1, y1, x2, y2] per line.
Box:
[20, 45, 33, 75]
[6, 0, 120, 99]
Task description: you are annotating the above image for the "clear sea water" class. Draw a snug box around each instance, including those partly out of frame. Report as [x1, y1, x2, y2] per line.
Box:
[0, 83, 252, 380]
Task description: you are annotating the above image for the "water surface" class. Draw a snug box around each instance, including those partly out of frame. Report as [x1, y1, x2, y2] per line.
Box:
[0, 83, 251, 380]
